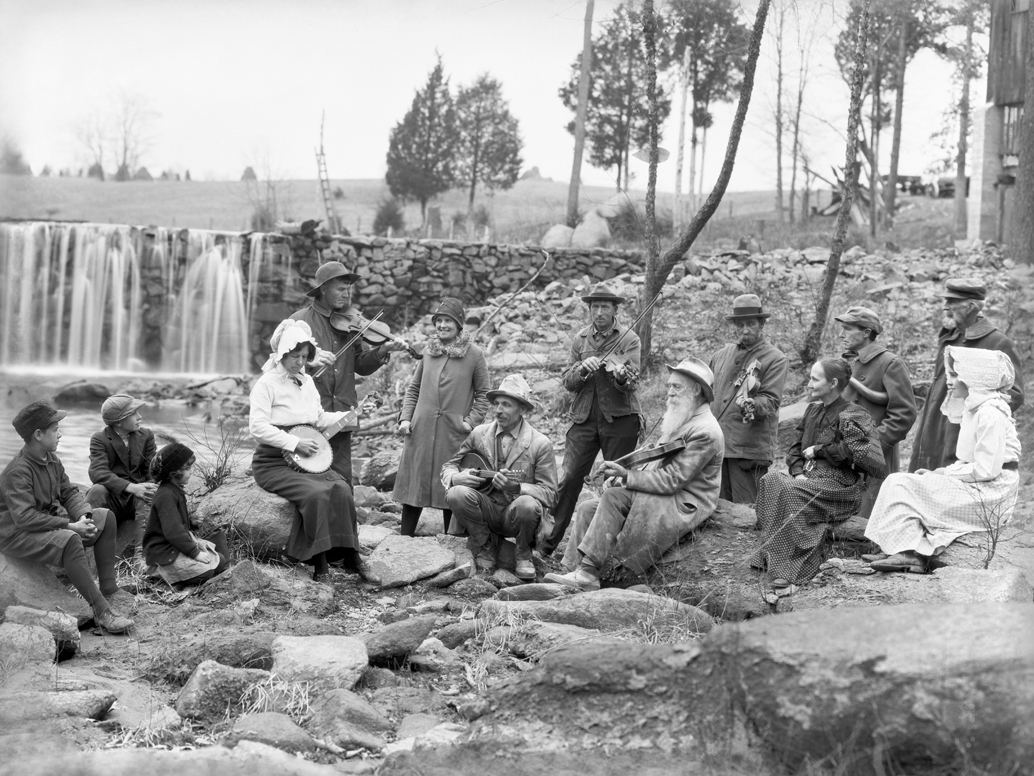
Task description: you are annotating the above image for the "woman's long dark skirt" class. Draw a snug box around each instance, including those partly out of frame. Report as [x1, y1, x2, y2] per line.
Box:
[252, 444, 357, 562]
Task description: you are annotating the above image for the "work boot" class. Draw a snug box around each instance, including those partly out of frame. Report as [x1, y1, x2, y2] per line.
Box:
[515, 559, 536, 581]
[543, 567, 600, 592]
[467, 536, 497, 573]
[94, 608, 134, 634]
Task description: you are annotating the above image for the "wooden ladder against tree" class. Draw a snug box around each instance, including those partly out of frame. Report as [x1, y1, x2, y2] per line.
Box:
[316, 113, 341, 237]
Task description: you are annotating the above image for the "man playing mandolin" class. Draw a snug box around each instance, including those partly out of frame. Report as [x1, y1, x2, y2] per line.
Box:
[292, 261, 409, 482]
[539, 281, 641, 558]
[442, 374, 557, 581]
[545, 358, 724, 591]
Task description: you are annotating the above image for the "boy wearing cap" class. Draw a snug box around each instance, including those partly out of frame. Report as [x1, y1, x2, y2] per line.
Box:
[0, 400, 133, 633]
[835, 306, 917, 515]
[709, 294, 788, 505]
[909, 277, 1025, 472]
[87, 393, 158, 527]
[540, 281, 642, 557]
[292, 261, 408, 482]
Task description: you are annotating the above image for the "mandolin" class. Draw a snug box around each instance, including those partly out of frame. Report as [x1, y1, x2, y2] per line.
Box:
[458, 451, 528, 494]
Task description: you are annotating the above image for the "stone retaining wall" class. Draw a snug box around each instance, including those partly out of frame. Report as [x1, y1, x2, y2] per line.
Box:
[244, 229, 644, 368]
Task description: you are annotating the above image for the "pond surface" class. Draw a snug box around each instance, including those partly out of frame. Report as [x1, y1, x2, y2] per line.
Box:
[0, 370, 253, 485]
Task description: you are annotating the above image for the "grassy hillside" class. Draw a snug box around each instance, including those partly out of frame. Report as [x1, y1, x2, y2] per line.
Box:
[0, 172, 953, 251]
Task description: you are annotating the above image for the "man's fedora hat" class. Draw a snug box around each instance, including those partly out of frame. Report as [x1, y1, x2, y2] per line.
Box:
[487, 373, 536, 410]
[580, 281, 626, 305]
[666, 357, 715, 403]
[306, 261, 361, 298]
[724, 293, 771, 321]
[834, 305, 883, 335]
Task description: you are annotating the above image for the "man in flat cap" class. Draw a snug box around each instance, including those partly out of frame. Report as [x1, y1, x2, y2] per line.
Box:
[87, 393, 158, 529]
[442, 374, 558, 581]
[545, 358, 724, 590]
[0, 401, 133, 634]
[708, 294, 788, 504]
[539, 281, 642, 557]
[292, 261, 408, 481]
[909, 277, 1025, 472]
[835, 306, 917, 514]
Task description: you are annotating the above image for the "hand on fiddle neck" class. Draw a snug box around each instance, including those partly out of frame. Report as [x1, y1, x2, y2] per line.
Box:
[382, 338, 410, 354]
[600, 460, 629, 480]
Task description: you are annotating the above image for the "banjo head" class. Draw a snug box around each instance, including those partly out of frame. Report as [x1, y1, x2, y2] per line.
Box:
[284, 425, 333, 473]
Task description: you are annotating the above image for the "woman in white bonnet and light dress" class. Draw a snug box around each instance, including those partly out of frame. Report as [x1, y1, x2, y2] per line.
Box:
[249, 318, 364, 582]
[865, 345, 1022, 573]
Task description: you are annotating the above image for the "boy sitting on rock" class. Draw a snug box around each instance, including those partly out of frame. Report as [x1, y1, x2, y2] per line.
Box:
[87, 393, 157, 528]
[0, 400, 133, 634]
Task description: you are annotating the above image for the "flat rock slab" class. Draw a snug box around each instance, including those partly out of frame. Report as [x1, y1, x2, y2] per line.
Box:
[361, 614, 437, 663]
[507, 621, 623, 660]
[364, 536, 456, 589]
[395, 712, 442, 741]
[193, 476, 293, 556]
[271, 635, 367, 691]
[0, 554, 91, 626]
[175, 660, 269, 721]
[0, 690, 117, 722]
[480, 588, 714, 635]
[358, 524, 395, 550]
[4, 607, 81, 646]
[226, 711, 314, 753]
[494, 583, 575, 602]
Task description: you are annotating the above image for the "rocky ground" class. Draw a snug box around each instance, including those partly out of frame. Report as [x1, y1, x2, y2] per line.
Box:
[2, 241, 1033, 775]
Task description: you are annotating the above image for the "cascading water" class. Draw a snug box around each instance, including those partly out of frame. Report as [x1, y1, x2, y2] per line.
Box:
[0, 221, 280, 374]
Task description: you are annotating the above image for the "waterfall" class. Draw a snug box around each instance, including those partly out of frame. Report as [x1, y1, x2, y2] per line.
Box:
[0, 221, 272, 374]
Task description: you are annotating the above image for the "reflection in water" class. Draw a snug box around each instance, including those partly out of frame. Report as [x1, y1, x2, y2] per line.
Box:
[0, 395, 254, 487]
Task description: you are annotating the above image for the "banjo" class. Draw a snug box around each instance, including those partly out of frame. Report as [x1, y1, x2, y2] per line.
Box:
[283, 393, 381, 474]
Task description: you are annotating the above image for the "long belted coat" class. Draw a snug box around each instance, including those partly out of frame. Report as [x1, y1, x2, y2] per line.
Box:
[392, 336, 491, 509]
[842, 342, 916, 474]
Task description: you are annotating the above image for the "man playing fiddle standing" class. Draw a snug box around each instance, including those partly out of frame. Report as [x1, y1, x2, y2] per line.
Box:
[538, 282, 641, 558]
[292, 261, 408, 482]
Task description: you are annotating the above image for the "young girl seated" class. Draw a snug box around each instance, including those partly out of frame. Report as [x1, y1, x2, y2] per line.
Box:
[142, 443, 229, 586]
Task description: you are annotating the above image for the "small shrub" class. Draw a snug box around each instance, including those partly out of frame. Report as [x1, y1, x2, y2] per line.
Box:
[373, 198, 405, 236]
[471, 203, 492, 230]
[180, 417, 250, 494]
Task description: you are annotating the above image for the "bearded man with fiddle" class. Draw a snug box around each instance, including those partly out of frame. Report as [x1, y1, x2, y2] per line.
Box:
[545, 358, 724, 591]
[538, 281, 642, 558]
[292, 261, 409, 482]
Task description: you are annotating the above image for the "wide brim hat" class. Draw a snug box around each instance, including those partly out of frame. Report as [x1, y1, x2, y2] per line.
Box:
[431, 297, 465, 328]
[580, 281, 626, 305]
[834, 305, 883, 335]
[666, 357, 715, 403]
[725, 293, 771, 321]
[487, 373, 536, 410]
[305, 261, 361, 297]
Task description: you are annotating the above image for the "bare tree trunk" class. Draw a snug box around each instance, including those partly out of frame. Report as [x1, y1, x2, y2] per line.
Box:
[644, 0, 659, 277]
[1009, 5, 1034, 261]
[567, 0, 595, 227]
[955, 10, 973, 237]
[688, 123, 698, 214]
[637, 0, 772, 360]
[773, 1, 786, 224]
[869, 51, 882, 238]
[698, 123, 708, 202]
[673, 49, 690, 233]
[801, 0, 872, 364]
[885, 13, 909, 229]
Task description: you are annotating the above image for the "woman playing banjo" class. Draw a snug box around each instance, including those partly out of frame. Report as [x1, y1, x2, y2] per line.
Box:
[249, 319, 363, 581]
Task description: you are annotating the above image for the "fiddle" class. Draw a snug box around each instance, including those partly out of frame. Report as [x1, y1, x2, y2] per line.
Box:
[588, 439, 687, 486]
[331, 307, 422, 360]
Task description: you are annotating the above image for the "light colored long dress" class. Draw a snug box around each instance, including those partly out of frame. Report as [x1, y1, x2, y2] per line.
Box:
[865, 393, 1021, 557]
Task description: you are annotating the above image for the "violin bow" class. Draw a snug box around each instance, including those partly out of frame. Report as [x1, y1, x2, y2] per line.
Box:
[596, 287, 665, 365]
[311, 311, 385, 379]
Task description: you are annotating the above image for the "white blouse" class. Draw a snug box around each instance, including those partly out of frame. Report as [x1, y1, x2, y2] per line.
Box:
[249, 367, 348, 451]
[945, 395, 1021, 482]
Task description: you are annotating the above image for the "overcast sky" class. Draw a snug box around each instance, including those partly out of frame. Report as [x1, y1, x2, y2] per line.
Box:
[0, 0, 981, 192]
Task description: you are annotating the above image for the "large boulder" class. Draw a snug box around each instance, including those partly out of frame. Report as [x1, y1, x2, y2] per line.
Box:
[364, 536, 456, 588]
[480, 588, 714, 635]
[193, 476, 293, 556]
[307, 688, 392, 751]
[270, 635, 367, 691]
[0, 554, 91, 626]
[540, 224, 574, 249]
[361, 614, 438, 664]
[155, 631, 277, 685]
[52, 381, 110, 403]
[777, 399, 809, 457]
[3, 606, 79, 657]
[360, 451, 401, 490]
[0, 622, 57, 668]
[570, 211, 610, 249]
[175, 660, 269, 721]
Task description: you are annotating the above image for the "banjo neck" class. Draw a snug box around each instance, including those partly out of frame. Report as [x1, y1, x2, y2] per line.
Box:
[321, 393, 379, 439]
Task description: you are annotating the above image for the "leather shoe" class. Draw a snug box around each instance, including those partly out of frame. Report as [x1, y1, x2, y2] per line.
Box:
[543, 568, 600, 591]
[94, 608, 134, 634]
[515, 559, 536, 581]
[870, 552, 928, 574]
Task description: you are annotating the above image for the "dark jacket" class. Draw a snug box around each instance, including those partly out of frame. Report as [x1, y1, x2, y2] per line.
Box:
[909, 317, 1025, 472]
[143, 481, 198, 566]
[88, 426, 157, 500]
[562, 322, 641, 424]
[291, 299, 390, 413]
[843, 342, 916, 473]
[709, 337, 788, 462]
[787, 398, 885, 481]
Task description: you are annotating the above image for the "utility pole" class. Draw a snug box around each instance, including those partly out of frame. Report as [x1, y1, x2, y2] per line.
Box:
[566, 0, 594, 228]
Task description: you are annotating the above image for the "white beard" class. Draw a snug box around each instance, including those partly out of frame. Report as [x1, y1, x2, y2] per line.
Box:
[660, 393, 695, 440]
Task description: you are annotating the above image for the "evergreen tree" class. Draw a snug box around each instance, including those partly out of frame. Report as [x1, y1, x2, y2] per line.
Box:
[386, 56, 458, 223]
[455, 74, 523, 210]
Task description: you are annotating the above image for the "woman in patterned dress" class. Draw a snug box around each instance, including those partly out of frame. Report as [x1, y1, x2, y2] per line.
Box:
[750, 358, 885, 590]
[865, 346, 1021, 573]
